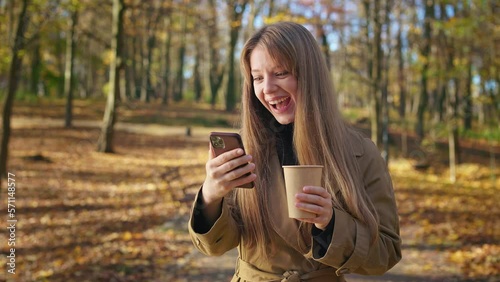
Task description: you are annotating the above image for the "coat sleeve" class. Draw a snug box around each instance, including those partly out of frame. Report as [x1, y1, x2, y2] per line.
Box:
[188, 187, 240, 256]
[311, 137, 402, 276]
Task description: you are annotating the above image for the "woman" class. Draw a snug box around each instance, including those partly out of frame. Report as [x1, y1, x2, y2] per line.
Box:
[189, 21, 401, 281]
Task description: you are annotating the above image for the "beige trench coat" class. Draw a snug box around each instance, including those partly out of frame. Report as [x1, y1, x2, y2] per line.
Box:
[188, 129, 402, 281]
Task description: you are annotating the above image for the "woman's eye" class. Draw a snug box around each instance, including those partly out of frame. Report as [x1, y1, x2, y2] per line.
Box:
[276, 71, 289, 77]
[253, 76, 263, 82]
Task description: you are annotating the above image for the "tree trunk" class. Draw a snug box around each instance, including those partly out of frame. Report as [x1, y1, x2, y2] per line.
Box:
[463, 58, 473, 130]
[416, 0, 434, 140]
[208, 0, 225, 107]
[141, 5, 159, 103]
[381, 0, 392, 164]
[244, 0, 264, 40]
[268, 0, 275, 17]
[433, 32, 445, 128]
[123, 37, 132, 101]
[30, 36, 42, 96]
[162, 16, 172, 105]
[371, 0, 382, 146]
[317, 23, 331, 70]
[1, 0, 30, 183]
[64, 9, 78, 128]
[56, 28, 65, 98]
[132, 12, 144, 101]
[132, 35, 141, 99]
[396, 3, 405, 118]
[441, 3, 461, 178]
[436, 82, 446, 122]
[448, 116, 457, 183]
[97, 0, 124, 153]
[83, 17, 96, 98]
[173, 8, 187, 102]
[194, 41, 203, 102]
[478, 81, 486, 125]
[362, 0, 379, 145]
[119, 36, 129, 103]
[226, 28, 238, 112]
[396, 2, 407, 156]
[225, 0, 248, 112]
[141, 33, 155, 103]
[448, 78, 461, 183]
[452, 77, 461, 165]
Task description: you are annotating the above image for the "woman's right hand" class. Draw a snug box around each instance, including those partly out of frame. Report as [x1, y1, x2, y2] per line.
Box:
[201, 147, 257, 206]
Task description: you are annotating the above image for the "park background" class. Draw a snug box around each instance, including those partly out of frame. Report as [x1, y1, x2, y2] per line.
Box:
[0, 0, 498, 281]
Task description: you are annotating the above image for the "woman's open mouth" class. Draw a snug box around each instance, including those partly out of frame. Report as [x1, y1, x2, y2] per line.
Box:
[268, 97, 291, 112]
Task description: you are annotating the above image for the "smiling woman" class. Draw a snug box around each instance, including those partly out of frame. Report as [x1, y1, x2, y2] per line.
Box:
[188, 21, 402, 282]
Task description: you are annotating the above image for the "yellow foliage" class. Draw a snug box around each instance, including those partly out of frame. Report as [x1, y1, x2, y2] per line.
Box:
[102, 50, 113, 65]
[122, 231, 133, 241]
[449, 245, 500, 277]
[36, 269, 54, 278]
[264, 13, 308, 25]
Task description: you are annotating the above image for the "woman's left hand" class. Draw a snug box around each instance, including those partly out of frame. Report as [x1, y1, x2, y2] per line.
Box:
[295, 186, 333, 230]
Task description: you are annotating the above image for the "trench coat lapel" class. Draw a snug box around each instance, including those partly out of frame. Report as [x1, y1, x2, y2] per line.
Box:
[267, 154, 310, 255]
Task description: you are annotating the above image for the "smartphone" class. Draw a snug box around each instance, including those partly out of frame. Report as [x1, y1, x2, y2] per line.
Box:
[209, 132, 254, 188]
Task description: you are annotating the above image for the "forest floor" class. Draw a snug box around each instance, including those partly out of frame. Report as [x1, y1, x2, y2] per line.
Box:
[0, 100, 499, 281]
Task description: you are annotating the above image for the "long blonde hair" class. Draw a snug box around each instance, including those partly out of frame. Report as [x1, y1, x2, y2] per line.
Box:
[233, 22, 378, 255]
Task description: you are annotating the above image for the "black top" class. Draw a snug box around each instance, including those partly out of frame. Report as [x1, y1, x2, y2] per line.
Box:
[274, 122, 298, 166]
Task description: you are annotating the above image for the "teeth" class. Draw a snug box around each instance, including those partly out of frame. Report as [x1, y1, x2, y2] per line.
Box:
[268, 97, 288, 105]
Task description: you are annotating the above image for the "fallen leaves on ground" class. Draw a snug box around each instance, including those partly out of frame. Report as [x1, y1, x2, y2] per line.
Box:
[1, 126, 206, 281]
[390, 159, 499, 279]
[0, 123, 498, 281]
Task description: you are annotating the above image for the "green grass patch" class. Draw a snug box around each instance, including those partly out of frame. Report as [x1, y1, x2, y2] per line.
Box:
[461, 127, 500, 143]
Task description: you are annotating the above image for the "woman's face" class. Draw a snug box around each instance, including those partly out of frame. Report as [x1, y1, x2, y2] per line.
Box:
[250, 45, 298, 125]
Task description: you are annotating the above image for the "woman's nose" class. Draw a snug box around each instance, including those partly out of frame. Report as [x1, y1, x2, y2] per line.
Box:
[263, 77, 277, 94]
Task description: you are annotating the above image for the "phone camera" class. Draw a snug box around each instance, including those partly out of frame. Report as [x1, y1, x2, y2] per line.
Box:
[210, 136, 225, 149]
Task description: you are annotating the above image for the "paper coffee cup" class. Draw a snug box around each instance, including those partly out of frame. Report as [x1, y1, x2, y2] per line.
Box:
[282, 165, 323, 218]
